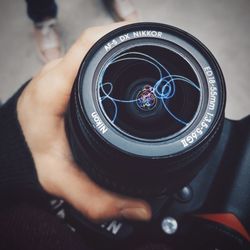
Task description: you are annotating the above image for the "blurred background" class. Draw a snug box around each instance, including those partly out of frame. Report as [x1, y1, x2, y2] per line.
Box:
[0, 0, 249, 119]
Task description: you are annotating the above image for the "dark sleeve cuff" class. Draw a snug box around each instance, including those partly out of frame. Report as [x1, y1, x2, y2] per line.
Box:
[0, 83, 43, 197]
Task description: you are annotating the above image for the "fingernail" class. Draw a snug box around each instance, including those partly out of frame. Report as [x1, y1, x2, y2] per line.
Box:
[120, 207, 151, 221]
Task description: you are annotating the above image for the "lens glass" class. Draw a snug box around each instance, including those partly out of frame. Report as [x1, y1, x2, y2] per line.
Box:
[98, 45, 200, 140]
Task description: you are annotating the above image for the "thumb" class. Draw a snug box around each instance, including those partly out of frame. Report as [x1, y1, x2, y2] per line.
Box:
[55, 162, 151, 222]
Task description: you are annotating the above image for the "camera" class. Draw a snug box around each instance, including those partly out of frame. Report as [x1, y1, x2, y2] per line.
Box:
[52, 23, 250, 249]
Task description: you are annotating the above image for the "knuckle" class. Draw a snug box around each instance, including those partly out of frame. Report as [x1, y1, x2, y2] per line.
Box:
[40, 61, 54, 73]
[80, 29, 91, 43]
[79, 27, 99, 47]
[40, 58, 62, 73]
[82, 27, 94, 38]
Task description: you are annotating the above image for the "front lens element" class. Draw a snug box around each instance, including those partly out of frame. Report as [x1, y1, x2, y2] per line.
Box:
[98, 45, 200, 140]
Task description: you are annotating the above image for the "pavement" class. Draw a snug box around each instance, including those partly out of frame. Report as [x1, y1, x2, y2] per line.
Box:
[0, 0, 249, 119]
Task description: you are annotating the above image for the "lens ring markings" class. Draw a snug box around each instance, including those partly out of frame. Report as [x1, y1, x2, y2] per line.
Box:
[77, 23, 225, 158]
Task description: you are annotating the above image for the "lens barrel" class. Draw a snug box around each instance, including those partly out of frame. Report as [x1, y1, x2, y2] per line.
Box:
[66, 23, 226, 197]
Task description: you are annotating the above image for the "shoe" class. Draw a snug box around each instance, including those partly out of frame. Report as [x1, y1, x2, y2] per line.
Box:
[34, 18, 63, 63]
[103, 0, 138, 22]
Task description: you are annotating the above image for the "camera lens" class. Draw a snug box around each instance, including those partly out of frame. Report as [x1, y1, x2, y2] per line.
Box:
[66, 23, 226, 197]
[98, 45, 200, 140]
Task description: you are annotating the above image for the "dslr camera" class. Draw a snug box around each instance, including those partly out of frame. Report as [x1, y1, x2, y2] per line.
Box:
[50, 23, 250, 250]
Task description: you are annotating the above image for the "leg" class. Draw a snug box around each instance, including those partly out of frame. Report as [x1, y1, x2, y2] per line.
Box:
[26, 0, 58, 23]
[25, 0, 63, 63]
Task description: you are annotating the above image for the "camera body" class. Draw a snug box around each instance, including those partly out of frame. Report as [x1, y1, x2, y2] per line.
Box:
[57, 116, 249, 250]
[52, 23, 250, 249]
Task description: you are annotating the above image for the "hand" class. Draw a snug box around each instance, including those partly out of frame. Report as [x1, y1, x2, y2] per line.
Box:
[17, 23, 151, 222]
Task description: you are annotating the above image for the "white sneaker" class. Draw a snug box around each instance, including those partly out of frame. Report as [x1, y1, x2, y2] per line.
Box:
[34, 18, 63, 63]
[104, 0, 138, 22]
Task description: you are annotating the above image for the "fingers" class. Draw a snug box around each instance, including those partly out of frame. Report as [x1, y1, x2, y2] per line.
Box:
[59, 22, 129, 84]
[56, 161, 151, 222]
[40, 58, 63, 75]
[34, 22, 129, 115]
[51, 22, 129, 100]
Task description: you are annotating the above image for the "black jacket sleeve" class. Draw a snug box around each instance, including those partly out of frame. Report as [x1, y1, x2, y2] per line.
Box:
[0, 85, 92, 250]
[0, 84, 42, 197]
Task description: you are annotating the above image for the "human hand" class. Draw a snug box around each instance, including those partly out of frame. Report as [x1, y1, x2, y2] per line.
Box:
[17, 23, 151, 222]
